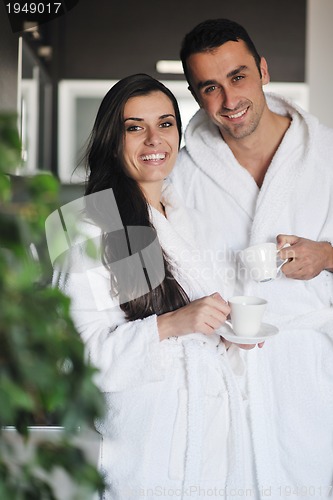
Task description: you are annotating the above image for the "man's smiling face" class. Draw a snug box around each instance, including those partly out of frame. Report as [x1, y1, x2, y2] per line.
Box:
[187, 40, 270, 141]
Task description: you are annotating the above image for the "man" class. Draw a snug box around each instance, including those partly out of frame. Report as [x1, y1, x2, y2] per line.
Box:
[171, 18, 333, 500]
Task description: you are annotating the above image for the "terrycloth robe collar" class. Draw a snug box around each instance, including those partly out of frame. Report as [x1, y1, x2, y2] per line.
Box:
[149, 181, 232, 299]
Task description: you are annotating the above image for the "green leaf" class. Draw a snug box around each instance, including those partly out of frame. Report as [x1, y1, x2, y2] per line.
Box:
[0, 109, 105, 497]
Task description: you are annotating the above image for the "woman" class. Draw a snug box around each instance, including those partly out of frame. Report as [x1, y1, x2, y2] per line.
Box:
[55, 74, 253, 499]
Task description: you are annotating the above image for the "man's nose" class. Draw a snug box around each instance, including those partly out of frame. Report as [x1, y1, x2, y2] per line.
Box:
[221, 86, 239, 111]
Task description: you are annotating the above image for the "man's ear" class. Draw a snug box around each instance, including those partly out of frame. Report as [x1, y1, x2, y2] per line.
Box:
[260, 57, 270, 86]
[188, 85, 202, 108]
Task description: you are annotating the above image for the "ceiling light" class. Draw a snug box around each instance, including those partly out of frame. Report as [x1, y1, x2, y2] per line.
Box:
[156, 60, 183, 74]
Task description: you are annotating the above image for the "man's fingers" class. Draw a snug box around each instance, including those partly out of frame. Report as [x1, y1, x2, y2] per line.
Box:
[276, 233, 299, 249]
[278, 246, 296, 261]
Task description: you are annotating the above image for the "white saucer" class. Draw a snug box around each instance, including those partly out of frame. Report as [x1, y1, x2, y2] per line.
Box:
[218, 322, 279, 345]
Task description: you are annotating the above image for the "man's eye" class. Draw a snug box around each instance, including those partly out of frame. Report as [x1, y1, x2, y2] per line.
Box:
[233, 75, 244, 82]
[204, 86, 217, 94]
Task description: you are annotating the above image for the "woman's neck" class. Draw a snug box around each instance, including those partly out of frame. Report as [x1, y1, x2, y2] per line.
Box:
[140, 181, 166, 217]
[151, 199, 166, 216]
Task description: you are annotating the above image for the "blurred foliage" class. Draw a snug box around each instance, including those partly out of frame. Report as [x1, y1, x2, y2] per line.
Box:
[0, 114, 21, 173]
[0, 113, 105, 498]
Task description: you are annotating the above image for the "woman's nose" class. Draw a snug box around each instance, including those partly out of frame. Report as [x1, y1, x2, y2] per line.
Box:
[144, 129, 162, 146]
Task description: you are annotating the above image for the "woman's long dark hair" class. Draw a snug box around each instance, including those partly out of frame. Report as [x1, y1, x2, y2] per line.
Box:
[84, 74, 189, 321]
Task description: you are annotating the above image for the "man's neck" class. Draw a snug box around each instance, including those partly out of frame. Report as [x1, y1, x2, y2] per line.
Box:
[222, 111, 291, 188]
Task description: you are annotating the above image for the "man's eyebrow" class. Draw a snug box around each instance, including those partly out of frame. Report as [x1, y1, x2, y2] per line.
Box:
[226, 65, 248, 78]
[197, 65, 249, 90]
[197, 79, 218, 91]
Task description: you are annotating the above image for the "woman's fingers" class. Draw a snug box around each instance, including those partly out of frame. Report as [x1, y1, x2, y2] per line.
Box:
[157, 293, 232, 340]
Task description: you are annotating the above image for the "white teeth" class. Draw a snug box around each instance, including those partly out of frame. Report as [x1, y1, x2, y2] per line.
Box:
[228, 109, 247, 119]
[141, 153, 166, 161]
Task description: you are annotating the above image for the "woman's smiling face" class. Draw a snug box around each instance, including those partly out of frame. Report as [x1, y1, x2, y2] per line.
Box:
[122, 91, 180, 192]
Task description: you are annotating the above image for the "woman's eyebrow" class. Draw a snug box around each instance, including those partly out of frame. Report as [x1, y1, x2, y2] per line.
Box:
[124, 113, 175, 122]
[124, 117, 143, 122]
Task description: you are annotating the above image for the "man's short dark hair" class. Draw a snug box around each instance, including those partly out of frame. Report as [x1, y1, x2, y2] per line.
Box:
[180, 19, 262, 86]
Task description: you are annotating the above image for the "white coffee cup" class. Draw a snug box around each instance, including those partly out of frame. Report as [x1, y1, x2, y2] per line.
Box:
[239, 242, 289, 282]
[227, 295, 267, 337]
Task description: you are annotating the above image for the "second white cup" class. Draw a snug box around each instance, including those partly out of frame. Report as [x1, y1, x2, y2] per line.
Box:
[228, 295, 267, 337]
[239, 242, 289, 282]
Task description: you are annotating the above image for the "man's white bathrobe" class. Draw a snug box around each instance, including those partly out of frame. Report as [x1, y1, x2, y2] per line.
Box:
[54, 184, 255, 500]
[171, 93, 333, 499]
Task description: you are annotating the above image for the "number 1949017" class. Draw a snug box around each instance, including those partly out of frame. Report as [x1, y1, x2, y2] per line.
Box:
[6, 2, 62, 14]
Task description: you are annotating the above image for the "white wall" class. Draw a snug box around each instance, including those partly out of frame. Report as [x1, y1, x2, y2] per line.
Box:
[306, 0, 333, 127]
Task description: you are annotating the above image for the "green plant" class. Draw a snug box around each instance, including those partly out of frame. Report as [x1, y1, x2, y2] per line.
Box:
[0, 113, 105, 498]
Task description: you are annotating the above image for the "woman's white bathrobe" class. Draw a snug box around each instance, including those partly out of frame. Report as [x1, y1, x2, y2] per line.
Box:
[54, 184, 255, 500]
[171, 94, 333, 499]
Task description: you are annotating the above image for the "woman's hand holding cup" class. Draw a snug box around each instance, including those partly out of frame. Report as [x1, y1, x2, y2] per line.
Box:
[223, 295, 267, 350]
[157, 292, 230, 341]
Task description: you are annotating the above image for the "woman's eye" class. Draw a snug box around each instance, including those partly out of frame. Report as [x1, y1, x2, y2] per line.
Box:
[160, 121, 173, 128]
[126, 125, 142, 132]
